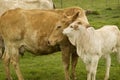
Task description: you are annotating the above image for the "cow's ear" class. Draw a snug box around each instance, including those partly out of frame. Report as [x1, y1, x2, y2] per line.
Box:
[71, 11, 79, 22]
[63, 13, 69, 19]
[61, 13, 72, 24]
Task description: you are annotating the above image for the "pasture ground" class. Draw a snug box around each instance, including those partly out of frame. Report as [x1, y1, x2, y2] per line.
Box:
[0, 0, 120, 80]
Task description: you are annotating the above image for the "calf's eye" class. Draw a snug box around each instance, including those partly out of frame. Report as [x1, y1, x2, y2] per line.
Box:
[70, 26, 73, 28]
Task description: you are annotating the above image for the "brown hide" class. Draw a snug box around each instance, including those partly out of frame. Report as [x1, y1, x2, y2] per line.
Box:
[0, 0, 55, 57]
[0, 8, 60, 55]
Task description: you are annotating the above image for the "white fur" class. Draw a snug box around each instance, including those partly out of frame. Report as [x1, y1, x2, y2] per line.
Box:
[63, 24, 120, 80]
[0, 0, 54, 15]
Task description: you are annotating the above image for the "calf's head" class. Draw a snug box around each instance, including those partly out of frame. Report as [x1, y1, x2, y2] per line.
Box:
[63, 19, 88, 45]
[48, 10, 90, 46]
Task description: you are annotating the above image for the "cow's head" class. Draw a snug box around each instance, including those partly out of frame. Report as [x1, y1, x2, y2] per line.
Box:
[48, 8, 90, 46]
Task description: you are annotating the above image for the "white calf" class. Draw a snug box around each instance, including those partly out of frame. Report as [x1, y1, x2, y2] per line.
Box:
[63, 23, 120, 80]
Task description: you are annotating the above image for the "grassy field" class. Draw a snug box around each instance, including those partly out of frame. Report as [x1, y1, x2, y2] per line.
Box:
[0, 0, 120, 80]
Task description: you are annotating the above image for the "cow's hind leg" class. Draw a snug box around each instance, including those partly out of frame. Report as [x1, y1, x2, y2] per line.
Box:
[2, 49, 12, 80]
[71, 52, 78, 80]
[10, 45, 24, 80]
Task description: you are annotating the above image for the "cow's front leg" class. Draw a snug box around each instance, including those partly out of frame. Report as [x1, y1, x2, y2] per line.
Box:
[71, 52, 78, 80]
[10, 46, 24, 80]
[60, 45, 71, 80]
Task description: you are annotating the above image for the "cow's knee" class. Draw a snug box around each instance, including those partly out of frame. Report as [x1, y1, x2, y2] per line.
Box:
[10, 48, 19, 69]
[2, 51, 10, 65]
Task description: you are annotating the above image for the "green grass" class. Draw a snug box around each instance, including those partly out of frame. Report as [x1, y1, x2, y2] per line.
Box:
[0, 0, 120, 80]
[0, 53, 120, 80]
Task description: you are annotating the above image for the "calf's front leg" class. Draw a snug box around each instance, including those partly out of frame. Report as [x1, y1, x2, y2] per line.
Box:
[104, 55, 111, 80]
[86, 56, 99, 80]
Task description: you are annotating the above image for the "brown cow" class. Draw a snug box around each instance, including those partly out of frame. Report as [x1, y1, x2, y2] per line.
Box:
[0, 7, 89, 80]
[0, 0, 55, 57]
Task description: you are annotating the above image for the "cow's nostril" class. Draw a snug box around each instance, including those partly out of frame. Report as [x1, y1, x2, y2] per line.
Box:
[47, 41, 50, 45]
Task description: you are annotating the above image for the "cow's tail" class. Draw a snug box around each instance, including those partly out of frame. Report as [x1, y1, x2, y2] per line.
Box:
[0, 13, 5, 59]
[116, 26, 120, 63]
[0, 36, 5, 59]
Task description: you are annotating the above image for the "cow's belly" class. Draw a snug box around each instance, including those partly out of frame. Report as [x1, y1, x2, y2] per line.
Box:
[22, 36, 60, 55]
[35, 45, 60, 55]
[25, 44, 60, 55]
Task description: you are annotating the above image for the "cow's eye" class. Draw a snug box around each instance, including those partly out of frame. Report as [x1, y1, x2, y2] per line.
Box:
[77, 22, 81, 24]
[57, 26, 61, 29]
[70, 26, 73, 28]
